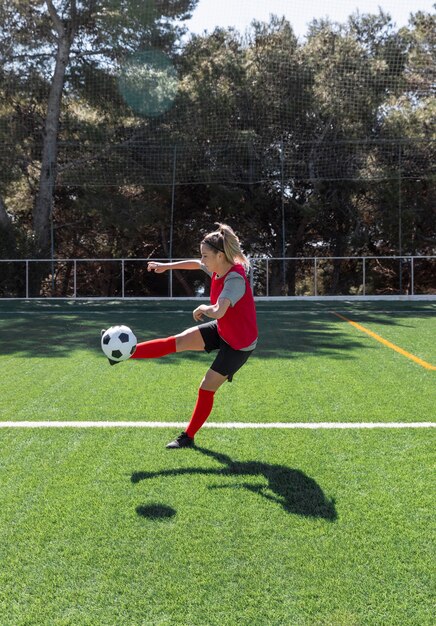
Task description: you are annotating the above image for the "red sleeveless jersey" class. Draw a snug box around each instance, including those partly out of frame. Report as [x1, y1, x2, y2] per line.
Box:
[210, 264, 258, 350]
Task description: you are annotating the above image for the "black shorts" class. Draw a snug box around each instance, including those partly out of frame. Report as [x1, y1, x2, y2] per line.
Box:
[198, 320, 254, 382]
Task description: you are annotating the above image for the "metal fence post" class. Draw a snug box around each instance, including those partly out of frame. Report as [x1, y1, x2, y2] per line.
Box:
[26, 260, 29, 299]
[314, 258, 318, 296]
[266, 258, 269, 296]
[362, 257, 366, 296]
[169, 145, 177, 299]
[398, 146, 402, 294]
[121, 259, 125, 298]
[73, 260, 77, 298]
[411, 257, 414, 296]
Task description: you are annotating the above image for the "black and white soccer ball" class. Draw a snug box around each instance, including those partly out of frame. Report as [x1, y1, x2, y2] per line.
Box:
[101, 325, 137, 364]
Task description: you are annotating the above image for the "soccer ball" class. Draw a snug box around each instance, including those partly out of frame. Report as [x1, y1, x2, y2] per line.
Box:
[101, 325, 137, 364]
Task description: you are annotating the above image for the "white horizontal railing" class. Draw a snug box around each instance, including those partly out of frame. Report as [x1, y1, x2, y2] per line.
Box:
[0, 256, 435, 299]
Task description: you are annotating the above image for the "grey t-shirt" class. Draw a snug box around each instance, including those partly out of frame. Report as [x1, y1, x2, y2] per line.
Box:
[201, 264, 257, 350]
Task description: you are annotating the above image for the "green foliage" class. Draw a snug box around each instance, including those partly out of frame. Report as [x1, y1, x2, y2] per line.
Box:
[0, 3, 434, 276]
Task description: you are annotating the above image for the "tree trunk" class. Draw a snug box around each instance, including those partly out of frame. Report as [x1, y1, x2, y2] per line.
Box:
[33, 1, 76, 258]
[0, 194, 12, 231]
[29, 2, 76, 295]
[0, 194, 17, 257]
[33, 38, 72, 257]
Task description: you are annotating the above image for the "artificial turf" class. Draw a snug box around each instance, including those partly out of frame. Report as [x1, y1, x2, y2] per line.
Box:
[0, 428, 434, 625]
[0, 300, 434, 423]
[0, 300, 434, 625]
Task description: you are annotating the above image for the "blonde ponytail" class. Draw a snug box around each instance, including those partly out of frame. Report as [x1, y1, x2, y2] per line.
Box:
[202, 223, 250, 269]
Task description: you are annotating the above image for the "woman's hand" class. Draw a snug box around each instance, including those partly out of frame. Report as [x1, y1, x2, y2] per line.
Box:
[147, 262, 166, 273]
[193, 299, 230, 322]
[193, 304, 211, 322]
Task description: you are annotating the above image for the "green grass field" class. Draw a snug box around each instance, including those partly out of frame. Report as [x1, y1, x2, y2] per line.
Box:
[0, 300, 435, 625]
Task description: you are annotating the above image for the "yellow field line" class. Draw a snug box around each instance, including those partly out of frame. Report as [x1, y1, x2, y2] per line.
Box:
[331, 311, 436, 371]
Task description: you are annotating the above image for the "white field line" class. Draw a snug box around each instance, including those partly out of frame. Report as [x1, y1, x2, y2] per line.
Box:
[0, 421, 434, 429]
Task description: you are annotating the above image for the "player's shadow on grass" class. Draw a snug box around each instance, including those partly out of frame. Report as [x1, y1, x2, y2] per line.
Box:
[131, 446, 337, 521]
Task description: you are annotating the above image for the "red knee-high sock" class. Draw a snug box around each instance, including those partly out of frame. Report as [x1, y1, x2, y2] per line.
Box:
[185, 389, 215, 439]
[131, 336, 176, 359]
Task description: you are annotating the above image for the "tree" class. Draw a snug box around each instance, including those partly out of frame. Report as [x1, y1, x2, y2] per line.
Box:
[0, 5, 434, 298]
[0, 0, 198, 261]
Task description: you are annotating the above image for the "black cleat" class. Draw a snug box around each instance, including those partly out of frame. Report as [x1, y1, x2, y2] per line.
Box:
[166, 431, 194, 449]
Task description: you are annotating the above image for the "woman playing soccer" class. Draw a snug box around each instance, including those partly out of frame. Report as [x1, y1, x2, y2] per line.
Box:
[130, 223, 258, 448]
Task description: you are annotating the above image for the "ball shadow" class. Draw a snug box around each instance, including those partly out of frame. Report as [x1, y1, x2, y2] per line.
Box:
[136, 503, 176, 520]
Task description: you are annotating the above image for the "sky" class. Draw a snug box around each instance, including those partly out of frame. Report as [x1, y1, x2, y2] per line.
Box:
[186, 0, 434, 38]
